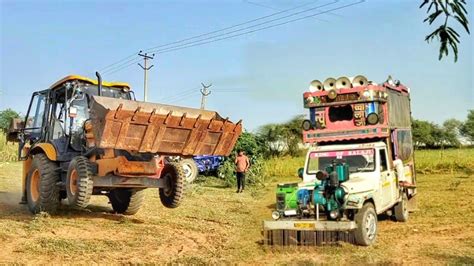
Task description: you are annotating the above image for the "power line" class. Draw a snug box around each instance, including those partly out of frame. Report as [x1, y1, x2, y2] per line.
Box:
[150, 1, 364, 56]
[102, 1, 364, 76]
[148, 0, 338, 54]
[100, 0, 320, 75]
[142, 0, 322, 53]
[243, 0, 331, 22]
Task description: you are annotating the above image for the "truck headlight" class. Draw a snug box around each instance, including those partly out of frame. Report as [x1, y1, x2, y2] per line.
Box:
[272, 211, 281, 220]
[329, 210, 339, 219]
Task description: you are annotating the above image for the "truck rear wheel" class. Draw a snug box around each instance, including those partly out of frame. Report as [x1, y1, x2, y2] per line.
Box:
[159, 163, 184, 208]
[354, 202, 377, 246]
[181, 159, 198, 183]
[394, 193, 409, 222]
[66, 156, 93, 209]
[26, 154, 60, 214]
[109, 189, 145, 215]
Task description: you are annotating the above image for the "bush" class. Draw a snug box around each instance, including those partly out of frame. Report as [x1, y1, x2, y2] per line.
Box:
[0, 133, 18, 162]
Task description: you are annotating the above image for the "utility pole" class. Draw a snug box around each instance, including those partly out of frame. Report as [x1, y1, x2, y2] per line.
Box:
[138, 50, 155, 102]
[200, 83, 212, 109]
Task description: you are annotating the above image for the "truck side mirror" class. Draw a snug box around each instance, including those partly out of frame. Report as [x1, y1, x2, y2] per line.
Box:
[297, 167, 304, 179]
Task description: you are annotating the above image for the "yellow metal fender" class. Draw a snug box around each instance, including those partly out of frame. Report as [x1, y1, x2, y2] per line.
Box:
[30, 143, 57, 161]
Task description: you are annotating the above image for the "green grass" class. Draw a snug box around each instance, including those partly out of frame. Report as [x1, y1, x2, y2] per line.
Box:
[1, 148, 473, 264]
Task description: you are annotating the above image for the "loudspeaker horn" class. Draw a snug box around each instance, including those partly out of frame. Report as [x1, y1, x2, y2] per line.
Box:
[309, 80, 323, 92]
[323, 77, 337, 91]
[352, 75, 368, 87]
[335, 76, 352, 89]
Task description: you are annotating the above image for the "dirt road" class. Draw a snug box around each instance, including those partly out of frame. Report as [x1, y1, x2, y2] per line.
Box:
[1, 161, 473, 264]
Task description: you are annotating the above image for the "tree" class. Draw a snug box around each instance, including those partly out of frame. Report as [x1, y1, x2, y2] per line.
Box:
[257, 115, 305, 157]
[442, 118, 462, 147]
[412, 119, 436, 148]
[0, 109, 21, 132]
[420, 0, 470, 62]
[460, 109, 474, 142]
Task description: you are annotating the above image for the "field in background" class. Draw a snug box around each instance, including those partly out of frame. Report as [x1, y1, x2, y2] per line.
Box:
[0, 133, 17, 162]
[0, 146, 473, 263]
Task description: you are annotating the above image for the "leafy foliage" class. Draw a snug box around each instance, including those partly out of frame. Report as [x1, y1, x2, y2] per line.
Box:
[412, 118, 463, 148]
[257, 115, 305, 157]
[0, 108, 20, 132]
[460, 109, 474, 142]
[420, 0, 470, 62]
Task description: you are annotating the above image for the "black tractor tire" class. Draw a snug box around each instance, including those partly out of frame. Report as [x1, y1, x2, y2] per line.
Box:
[181, 158, 198, 183]
[159, 162, 185, 208]
[26, 153, 60, 214]
[66, 156, 94, 209]
[109, 189, 145, 215]
[394, 193, 409, 222]
[354, 202, 378, 246]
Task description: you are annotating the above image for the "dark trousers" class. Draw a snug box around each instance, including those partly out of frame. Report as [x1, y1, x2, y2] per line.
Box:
[236, 172, 245, 190]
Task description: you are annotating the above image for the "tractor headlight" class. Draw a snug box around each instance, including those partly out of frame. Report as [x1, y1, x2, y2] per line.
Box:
[329, 210, 339, 219]
[272, 211, 281, 220]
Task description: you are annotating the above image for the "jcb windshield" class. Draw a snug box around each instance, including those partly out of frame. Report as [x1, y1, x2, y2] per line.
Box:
[307, 149, 375, 174]
[83, 85, 131, 100]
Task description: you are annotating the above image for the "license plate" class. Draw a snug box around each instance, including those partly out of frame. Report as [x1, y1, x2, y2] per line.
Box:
[294, 222, 315, 229]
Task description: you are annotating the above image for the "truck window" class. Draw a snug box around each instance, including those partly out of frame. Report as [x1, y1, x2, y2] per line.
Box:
[379, 149, 388, 172]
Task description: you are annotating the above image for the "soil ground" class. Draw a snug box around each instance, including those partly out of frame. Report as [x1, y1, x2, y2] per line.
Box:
[1, 161, 473, 264]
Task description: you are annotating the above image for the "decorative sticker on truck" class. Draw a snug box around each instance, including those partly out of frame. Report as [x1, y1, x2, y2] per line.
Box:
[310, 149, 374, 159]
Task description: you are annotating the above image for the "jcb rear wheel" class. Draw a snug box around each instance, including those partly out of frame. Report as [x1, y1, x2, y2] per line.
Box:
[159, 163, 184, 208]
[109, 189, 145, 215]
[66, 156, 93, 209]
[26, 154, 60, 214]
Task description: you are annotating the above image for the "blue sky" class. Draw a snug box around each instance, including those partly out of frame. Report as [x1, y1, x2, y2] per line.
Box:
[1, 0, 472, 131]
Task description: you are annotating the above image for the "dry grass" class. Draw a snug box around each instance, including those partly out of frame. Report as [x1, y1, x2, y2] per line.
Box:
[0, 150, 474, 264]
[0, 133, 17, 162]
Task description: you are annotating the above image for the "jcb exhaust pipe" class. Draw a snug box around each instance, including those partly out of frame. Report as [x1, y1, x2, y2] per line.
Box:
[96, 71, 102, 96]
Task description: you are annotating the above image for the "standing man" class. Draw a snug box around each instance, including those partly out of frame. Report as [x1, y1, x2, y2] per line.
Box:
[235, 150, 250, 193]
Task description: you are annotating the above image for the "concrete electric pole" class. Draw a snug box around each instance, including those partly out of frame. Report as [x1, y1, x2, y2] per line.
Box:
[138, 51, 155, 102]
[200, 83, 212, 110]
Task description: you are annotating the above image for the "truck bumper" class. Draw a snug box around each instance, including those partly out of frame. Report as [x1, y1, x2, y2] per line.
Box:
[263, 219, 357, 231]
[263, 219, 357, 245]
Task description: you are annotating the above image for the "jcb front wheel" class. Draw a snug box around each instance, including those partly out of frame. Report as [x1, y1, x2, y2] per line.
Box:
[159, 163, 184, 208]
[66, 156, 93, 209]
[26, 154, 60, 214]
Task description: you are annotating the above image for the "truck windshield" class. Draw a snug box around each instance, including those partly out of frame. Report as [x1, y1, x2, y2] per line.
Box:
[307, 149, 375, 174]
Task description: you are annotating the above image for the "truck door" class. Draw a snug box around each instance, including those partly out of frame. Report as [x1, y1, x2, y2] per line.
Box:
[378, 148, 394, 209]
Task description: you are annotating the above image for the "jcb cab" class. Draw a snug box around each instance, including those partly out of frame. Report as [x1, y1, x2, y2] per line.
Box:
[9, 73, 241, 214]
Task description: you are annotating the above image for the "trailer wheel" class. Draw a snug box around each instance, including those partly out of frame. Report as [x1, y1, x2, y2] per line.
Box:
[159, 163, 184, 208]
[394, 193, 409, 222]
[354, 202, 377, 246]
[66, 156, 93, 209]
[181, 159, 198, 183]
[109, 189, 145, 215]
[26, 154, 60, 214]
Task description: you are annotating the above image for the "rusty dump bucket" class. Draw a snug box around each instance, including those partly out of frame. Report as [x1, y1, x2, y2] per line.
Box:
[89, 96, 242, 156]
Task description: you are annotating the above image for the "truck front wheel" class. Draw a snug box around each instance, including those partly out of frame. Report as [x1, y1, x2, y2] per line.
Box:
[159, 163, 184, 208]
[394, 193, 409, 222]
[354, 202, 378, 246]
